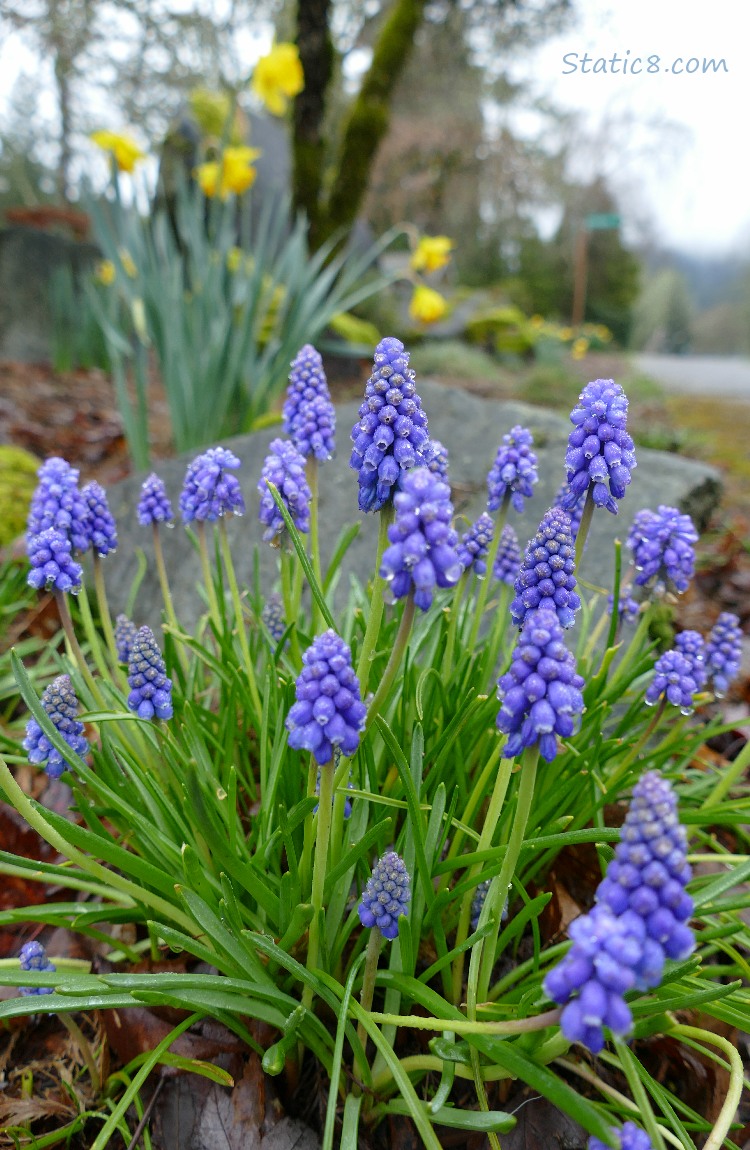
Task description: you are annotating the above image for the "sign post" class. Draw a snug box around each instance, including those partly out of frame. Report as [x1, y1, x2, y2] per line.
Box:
[571, 214, 621, 327]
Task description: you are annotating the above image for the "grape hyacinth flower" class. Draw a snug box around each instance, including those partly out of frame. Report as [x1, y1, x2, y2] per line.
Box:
[422, 439, 449, 481]
[496, 608, 585, 761]
[589, 1123, 653, 1150]
[458, 512, 494, 577]
[290, 393, 336, 461]
[510, 507, 580, 630]
[257, 438, 311, 545]
[645, 647, 701, 714]
[261, 593, 286, 644]
[493, 524, 521, 586]
[24, 674, 88, 779]
[19, 941, 56, 997]
[26, 456, 89, 554]
[27, 528, 83, 594]
[286, 630, 366, 764]
[562, 379, 636, 514]
[179, 446, 245, 523]
[358, 851, 411, 940]
[608, 591, 641, 625]
[379, 467, 463, 611]
[705, 612, 743, 696]
[553, 480, 584, 538]
[486, 426, 538, 514]
[470, 880, 508, 931]
[137, 473, 174, 526]
[115, 614, 138, 663]
[126, 626, 173, 721]
[283, 344, 331, 433]
[82, 481, 118, 557]
[675, 630, 707, 691]
[349, 336, 430, 513]
[627, 505, 698, 594]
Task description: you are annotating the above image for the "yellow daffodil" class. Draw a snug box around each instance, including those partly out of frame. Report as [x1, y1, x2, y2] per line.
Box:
[118, 248, 137, 278]
[558, 326, 573, 342]
[90, 130, 145, 173]
[410, 235, 454, 275]
[409, 285, 448, 325]
[195, 146, 262, 199]
[251, 43, 304, 116]
[95, 259, 116, 286]
[571, 337, 589, 360]
[226, 246, 243, 273]
[530, 314, 544, 329]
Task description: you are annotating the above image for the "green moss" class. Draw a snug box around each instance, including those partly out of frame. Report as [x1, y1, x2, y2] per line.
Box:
[0, 446, 40, 547]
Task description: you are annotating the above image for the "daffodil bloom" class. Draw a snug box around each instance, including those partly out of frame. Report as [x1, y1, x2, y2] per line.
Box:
[530, 314, 545, 328]
[226, 246, 243, 273]
[251, 43, 304, 116]
[195, 146, 262, 199]
[91, 130, 145, 173]
[409, 285, 448, 325]
[410, 235, 454, 274]
[571, 337, 589, 360]
[118, 248, 137, 278]
[95, 259, 116, 286]
[558, 326, 573, 342]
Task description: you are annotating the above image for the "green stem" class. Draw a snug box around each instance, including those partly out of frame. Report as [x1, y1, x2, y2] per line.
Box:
[605, 697, 666, 794]
[152, 524, 180, 637]
[574, 487, 595, 572]
[469, 493, 510, 652]
[75, 582, 109, 683]
[364, 593, 416, 731]
[444, 572, 469, 676]
[303, 758, 334, 1010]
[703, 734, 750, 808]
[92, 554, 118, 671]
[55, 592, 103, 707]
[356, 927, 383, 1053]
[448, 741, 503, 863]
[307, 458, 322, 635]
[280, 548, 303, 666]
[368, 1006, 561, 1035]
[219, 520, 263, 719]
[669, 1024, 744, 1150]
[196, 522, 221, 631]
[480, 580, 512, 685]
[356, 506, 394, 697]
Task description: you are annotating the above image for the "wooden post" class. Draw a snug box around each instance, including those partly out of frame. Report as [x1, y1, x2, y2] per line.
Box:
[571, 226, 589, 327]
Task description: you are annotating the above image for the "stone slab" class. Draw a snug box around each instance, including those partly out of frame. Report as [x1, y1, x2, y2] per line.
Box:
[102, 379, 723, 631]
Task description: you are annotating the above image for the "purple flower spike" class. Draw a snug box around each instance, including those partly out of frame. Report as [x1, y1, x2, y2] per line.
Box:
[422, 439, 449, 481]
[262, 593, 286, 644]
[19, 940, 56, 996]
[607, 591, 641, 625]
[138, 473, 174, 526]
[705, 612, 743, 697]
[82, 481, 118, 557]
[115, 614, 138, 663]
[358, 851, 411, 940]
[24, 674, 88, 779]
[675, 630, 706, 691]
[27, 456, 90, 555]
[349, 336, 430, 513]
[283, 345, 331, 433]
[27, 528, 83, 594]
[627, 505, 698, 595]
[563, 379, 636, 514]
[379, 467, 463, 611]
[291, 393, 336, 461]
[469, 880, 508, 931]
[458, 512, 494, 577]
[553, 480, 584, 538]
[511, 507, 580, 630]
[286, 630, 366, 765]
[496, 608, 585, 762]
[180, 446, 245, 523]
[646, 647, 701, 714]
[127, 626, 173, 721]
[257, 438, 312, 545]
[486, 426, 538, 514]
[493, 524, 521, 586]
[589, 1122, 654, 1150]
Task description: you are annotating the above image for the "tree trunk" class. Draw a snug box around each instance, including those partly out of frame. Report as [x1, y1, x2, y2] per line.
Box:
[292, 0, 335, 250]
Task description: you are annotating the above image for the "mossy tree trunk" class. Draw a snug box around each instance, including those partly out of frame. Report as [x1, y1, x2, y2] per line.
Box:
[292, 0, 335, 250]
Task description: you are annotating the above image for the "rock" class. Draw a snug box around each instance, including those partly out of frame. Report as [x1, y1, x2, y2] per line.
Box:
[101, 380, 722, 632]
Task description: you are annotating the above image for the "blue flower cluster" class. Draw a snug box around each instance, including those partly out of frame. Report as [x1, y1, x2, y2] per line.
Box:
[257, 438, 311, 544]
[457, 512, 494, 577]
[27, 528, 83, 594]
[589, 1122, 653, 1150]
[24, 674, 88, 779]
[180, 447, 245, 523]
[349, 337, 430, 513]
[358, 850, 411, 940]
[19, 940, 56, 996]
[26, 456, 89, 554]
[486, 426, 538, 513]
[283, 344, 336, 461]
[115, 614, 138, 663]
[286, 631, 366, 765]
[82, 481, 118, 557]
[493, 524, 521, 586]
[675, 630, 706, 691]
[496, 608, 585, 762]
[262, 593, 286, 644]
[126, 626, 173, 721]
[553, 480, 584, 537]
[379, 467, 463, 610]
[510, 507, 580, 630]
[562, 379, 636, 514]
[705, 612, 743, 697]
[645, 647, 701, 714]
[608, 591, 641, 625]
[423, 439, 449, 481]
[626, 505, 697, 595]
[544, 772, 693, 1053]
[138, 473, 174, 526]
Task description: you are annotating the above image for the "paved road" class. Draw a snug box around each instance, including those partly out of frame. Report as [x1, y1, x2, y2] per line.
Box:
[635, 354, 750, 401]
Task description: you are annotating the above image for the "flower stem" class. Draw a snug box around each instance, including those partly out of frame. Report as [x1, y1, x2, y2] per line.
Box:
[365, 593, 416, 731]
[55, 592, 103, 707]
[219, 520, 262, 720]
[668, 1024, 744, 1150]
[196, 522, 221, 632]
[74, 583, 109, 683]
[92, 554, 119, 671]
[574, 487, 595, 572]
[307, 458, 322, 635]
[469, 493, 510, 652]
[303, 758, 334, 1010]
[152, 524, 180, 637]
[356, 506, 394, 697]
[444, 571, 469, 675]
[356, 927, 383, 1052]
